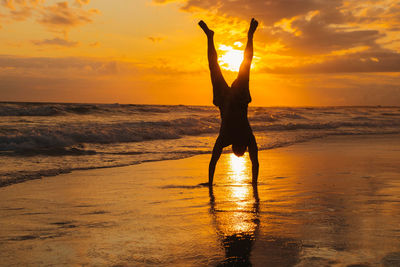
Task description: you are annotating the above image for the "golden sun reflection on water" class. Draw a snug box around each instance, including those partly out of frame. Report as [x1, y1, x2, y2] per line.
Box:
[228, 153, 249, 184]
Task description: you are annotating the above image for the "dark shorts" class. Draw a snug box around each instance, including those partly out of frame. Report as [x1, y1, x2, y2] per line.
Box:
[218, 130, 254, 148]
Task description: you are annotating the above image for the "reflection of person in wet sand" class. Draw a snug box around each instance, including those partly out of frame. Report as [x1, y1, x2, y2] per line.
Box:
[199, 18, 259, 186]
[208, 185, 260, 265]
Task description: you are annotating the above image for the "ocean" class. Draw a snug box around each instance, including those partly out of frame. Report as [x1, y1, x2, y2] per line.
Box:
[1, 102, 400, 187]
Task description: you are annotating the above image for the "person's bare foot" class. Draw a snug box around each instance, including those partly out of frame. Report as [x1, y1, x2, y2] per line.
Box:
[198, 20, 214, 37]
[248, 18, 258, 37]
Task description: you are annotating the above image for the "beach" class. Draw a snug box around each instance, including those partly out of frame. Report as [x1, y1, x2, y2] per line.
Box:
[1, 134, 400, 266]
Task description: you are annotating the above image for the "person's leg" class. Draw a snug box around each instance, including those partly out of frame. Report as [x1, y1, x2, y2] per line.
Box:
[209, 135, 223, 186]
[248, 134, 259, 185]
[199, 21, 228, 106]
[232, 18, 258, 103]
[237, 18, 258, 82]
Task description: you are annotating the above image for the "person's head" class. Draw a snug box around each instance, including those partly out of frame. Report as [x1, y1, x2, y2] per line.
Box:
[232, 144, 247, 157]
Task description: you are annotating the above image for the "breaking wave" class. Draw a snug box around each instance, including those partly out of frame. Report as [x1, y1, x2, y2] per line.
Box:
[1, 102, 400, 187]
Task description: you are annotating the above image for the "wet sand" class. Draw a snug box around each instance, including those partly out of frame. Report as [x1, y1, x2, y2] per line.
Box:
[1, 135, 400, 266]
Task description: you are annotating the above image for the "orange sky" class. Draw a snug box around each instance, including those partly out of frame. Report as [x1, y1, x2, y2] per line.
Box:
[0, 0, 399, 106]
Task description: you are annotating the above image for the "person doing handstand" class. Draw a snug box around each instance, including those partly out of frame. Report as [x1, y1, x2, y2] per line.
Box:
[199, 18, 259, 186]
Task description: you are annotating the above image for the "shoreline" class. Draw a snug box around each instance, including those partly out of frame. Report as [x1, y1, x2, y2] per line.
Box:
[2, 133, 400, 189]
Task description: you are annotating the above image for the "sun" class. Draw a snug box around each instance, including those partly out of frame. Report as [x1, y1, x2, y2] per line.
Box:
[218, 44, 244, 72]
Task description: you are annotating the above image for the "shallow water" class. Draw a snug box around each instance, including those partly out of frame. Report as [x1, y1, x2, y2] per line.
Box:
[0, 135, 399, 266]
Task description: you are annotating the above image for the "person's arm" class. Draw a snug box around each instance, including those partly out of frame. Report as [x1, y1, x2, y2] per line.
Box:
[209, 136, 223, 186]
[248, 134, 259, 185]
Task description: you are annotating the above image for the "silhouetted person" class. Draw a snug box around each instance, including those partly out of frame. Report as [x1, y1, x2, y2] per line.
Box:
[199, 18, 259, 185]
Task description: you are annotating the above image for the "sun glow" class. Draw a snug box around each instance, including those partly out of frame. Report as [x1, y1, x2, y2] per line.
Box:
[218, 44, 244, 72]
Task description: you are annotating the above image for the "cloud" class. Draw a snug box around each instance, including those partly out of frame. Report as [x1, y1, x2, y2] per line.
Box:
[38, 1, 98, 29]
[156, 0, 343, 24]
[1, 55, 399, 105]
[8, 6, 33, 21]
[89, 41, 100, 47]
[262, 51, 400, 73]
[74, 0, 90, 7]
[147, 36, 165, 43]
[0, 55, 202, 80]
[1, 0, 99, 32]
[0, 55, 124, 77]
[1, 0, 99, 50]
[0, 55, 200, 104]
[1, 0, 42, 13]
[1, 54, 399, 105]
[1, 0, 41, 24]
[156, 0, 400, 73]
[271, 13, 384, 55]
[32, 37, 79, 47]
